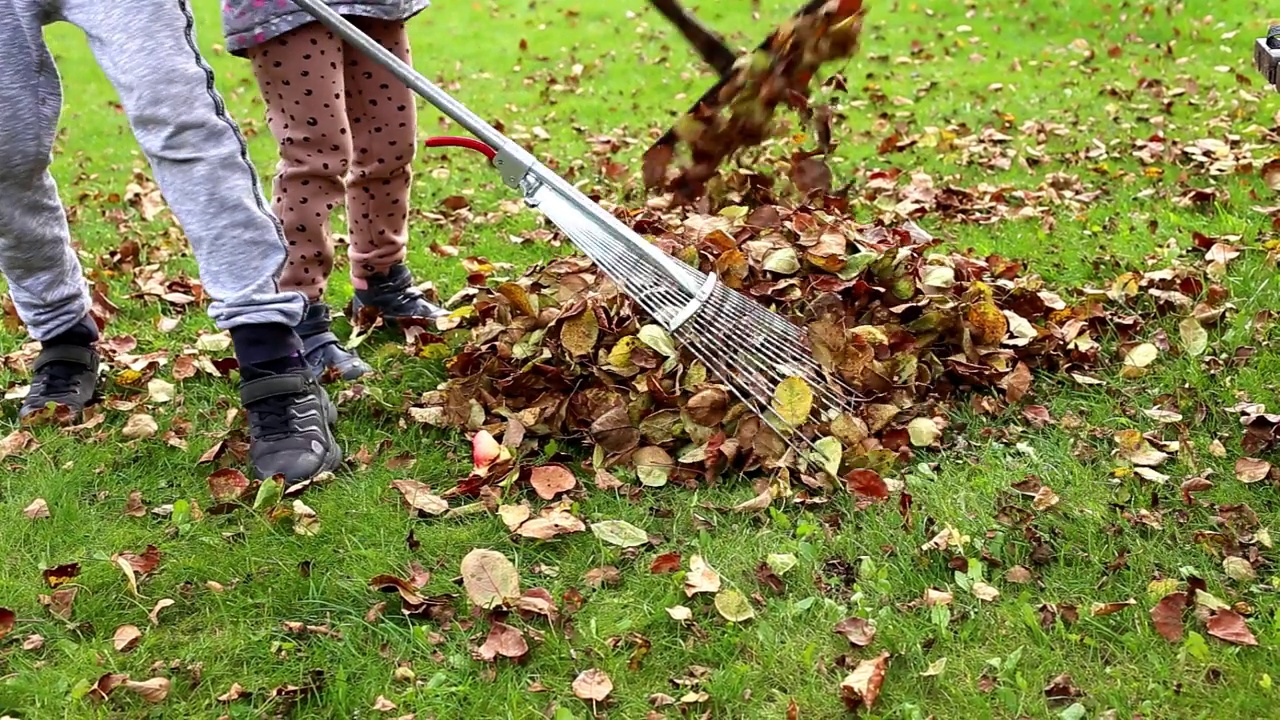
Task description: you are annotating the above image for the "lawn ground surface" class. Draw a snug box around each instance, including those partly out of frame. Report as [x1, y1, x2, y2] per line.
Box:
[1, 0, 1279, 718]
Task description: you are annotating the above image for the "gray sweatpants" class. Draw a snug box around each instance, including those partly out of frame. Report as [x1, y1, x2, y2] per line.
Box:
[0, 0, 306, 341]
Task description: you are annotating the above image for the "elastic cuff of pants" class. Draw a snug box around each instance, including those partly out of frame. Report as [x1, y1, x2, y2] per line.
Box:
[230, 322, 306, 367]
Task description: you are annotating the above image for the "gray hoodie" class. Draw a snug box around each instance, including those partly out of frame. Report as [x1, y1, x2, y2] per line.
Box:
[221, 0, 429, 55]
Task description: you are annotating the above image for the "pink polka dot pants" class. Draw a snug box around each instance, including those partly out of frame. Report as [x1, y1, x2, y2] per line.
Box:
[248, 18, 416, 301]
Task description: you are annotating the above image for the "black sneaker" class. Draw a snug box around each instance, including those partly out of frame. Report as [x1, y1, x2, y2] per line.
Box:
[19, 345, 100, 422]
[240, 369, 341, 485]
[296, 302, 371, 381]
[351, 263, 448, 323]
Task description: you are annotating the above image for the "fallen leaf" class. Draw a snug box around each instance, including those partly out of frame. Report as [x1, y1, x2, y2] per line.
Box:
[528, 464, 577, 500]
[0, 430, 37, 461]
[920, 657, 947, 677]
[123, 677, 170, 703]
[833, 617, 876, 647]
[372, 695, 398, 712]
[113, 624, 142, 653]
[292, 499, 320, 536]
[23, 498, 50, 520]
[22, 634, 43, 651]
[123, 491, 147, 518]
[971, 581, 1000, 602]
[1223, 556, 1256, 582]
[39, 587, 77, 621]
[590, 519, 649, 548]
[846, 469, 889, 500]
[391, 479, 448, 515]
[460, 549, 520, 610]
[1150, 592, 1187, 642]
[650, 552, 682, 574]
[1090, 599, 1137, 616]
[1235, 458, 1271, 484]
[1206, 610, 1258, 646]
[572, 668, 613, 702]
[147, 378, 175, 403]
[772, 376, 814, 428]
[148, 598, 175, 626]
[1005, 566, 1034, 584]
[684, 555, 722, 596]
[477, 621, 530, 661]
[0, 608, 14, 639]
[1032, 486, 1060, 511]
[907, 417, 941, 447]
[1178, 318, 1208, 357]
[121, 413, 159, 440]
[217, 682, 246, 703]
[713, 588, 755, 622]
[207, 468, 250, 503]
[839, 651, 890, 711]
[923, 588, 953, 607]
[89, 672, 129, 703]
[666, 605, 693, 622]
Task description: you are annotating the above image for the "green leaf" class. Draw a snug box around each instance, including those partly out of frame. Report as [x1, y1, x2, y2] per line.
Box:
[252, 476, 285, 511]
[766, 553, 798, 576]
[1183, 630, 1211, 662]
[590, 520, 649, 548]
[1058, 703, 1087, 720]
[771, 376, 813, 428]
[763, 247, 800, 274]
[810, 436, 842, 477]
[713, 588, 755, 622]
[1179, 317, 1208, 357]
[907, 417, 940, 447]
[633, 446, 673, 488]
[638, 324, 678, 358]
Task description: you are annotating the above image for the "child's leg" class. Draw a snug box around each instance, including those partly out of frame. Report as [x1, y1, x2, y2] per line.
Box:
[0, 10, 93, 343]
[344, 18, 415, 281]
[60, 0, 339, 483]
[248, 22, 350, 303]
[343, 19, 444, 320]
[0, 7, 102, 419]
[247, 22, 371, 380]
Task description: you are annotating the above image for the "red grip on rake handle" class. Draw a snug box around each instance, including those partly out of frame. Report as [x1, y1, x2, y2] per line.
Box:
[424, 136, 497, 161]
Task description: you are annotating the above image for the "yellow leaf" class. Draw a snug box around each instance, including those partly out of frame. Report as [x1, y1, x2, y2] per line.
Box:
[607, 336, 639, 368]
[560, 309, 599, 358]
[771, 376, 813, 428]
[966, 301, 1008, 346]
[496, 282, 537, 317]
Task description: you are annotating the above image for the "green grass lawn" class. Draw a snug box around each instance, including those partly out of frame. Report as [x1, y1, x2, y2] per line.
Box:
[2, 0, 1279, 718]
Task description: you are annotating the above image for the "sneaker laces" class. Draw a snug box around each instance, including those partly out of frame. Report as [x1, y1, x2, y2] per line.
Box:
[246, 394, 297, 441]
[36, 361, 87, 397]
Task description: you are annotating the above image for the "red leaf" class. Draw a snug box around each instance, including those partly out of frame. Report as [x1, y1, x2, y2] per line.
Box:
[845, 469, 888, 500]
[650, 552, 682, 575]
[1149, 592, 1187, 642]
[528, 464, 577, 500]
[1206, 610, 1258, 646]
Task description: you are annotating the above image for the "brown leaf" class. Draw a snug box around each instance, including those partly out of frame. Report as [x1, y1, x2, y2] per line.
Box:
[369, 575, 427, 606]
[845, 469, 888, 500]
[148, 598, 175, 626]
[207, 468, 251, 503]
[584, 566, 621, 589]
[42, 562, 81, 588]
[1150, 592, 1187, 642]
[650, 552, 682, 574]
[839, 651, 890, 711]
[460, 549, 521, 609]
[39, 587, 78, 621]
[89, 672, 129, 702]
[123, 490, 147, 517]
[528, 464, 577, 500]
[1043, 674, 1083, 704]
[1004, 566, 1034, 584]
[218, 682, 247, 703]
[1206, 610, 1259, 646]
[477, 621, 530, 661]
[123, 677, 171, 703]
[372, 695, 398, 712]
[113, 624, 142, 653]
[1234, 457, 1272, 484]
[683, 555, 722, 596]
[117, 545, 162, 575]
[1090, 599, 1137, 617]
[0, 607, 14, 639]
[572, 668, 613, 702]
[23, 498, 50, 520]
[1001, 362, 1033, 402]
[833, 616, 876, 647]
[0, 429, 37, 461]
[22, 634, 44, 651]
[390, 479, 448, 515]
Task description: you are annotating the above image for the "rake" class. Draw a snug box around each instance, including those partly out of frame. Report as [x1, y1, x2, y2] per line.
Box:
[293, 0, 861, 462]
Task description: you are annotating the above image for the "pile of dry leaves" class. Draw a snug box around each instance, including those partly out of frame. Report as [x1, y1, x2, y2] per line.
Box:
[408, 202, 1237, 496]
